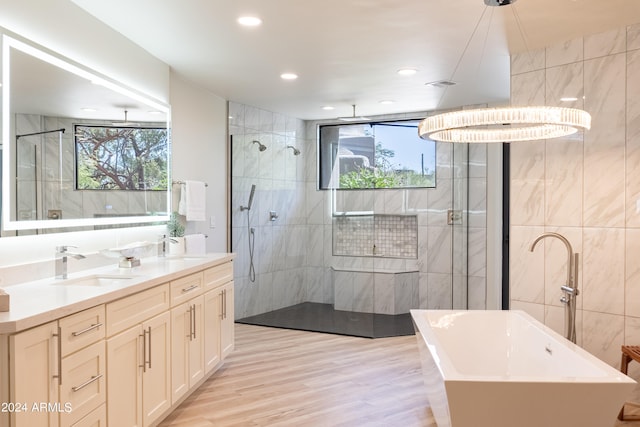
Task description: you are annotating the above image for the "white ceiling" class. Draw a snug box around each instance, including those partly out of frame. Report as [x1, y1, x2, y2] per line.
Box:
[72, 0, 640, 120]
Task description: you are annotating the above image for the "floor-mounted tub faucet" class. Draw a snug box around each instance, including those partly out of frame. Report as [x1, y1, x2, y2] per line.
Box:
[529, 232, 579, 343]
[55, 245, 86, 279]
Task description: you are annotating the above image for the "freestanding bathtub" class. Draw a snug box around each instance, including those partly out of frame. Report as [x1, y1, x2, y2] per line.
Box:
[410, 310, 636, 427]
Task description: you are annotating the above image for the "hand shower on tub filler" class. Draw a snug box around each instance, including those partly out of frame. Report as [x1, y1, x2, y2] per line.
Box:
[240, 184, 257, 282]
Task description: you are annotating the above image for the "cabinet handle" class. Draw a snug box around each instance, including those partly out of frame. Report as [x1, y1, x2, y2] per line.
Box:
[220, 290, 224, 320]
[147, 326, 152, 370]
[187, 306, 192, 341]
[139, 331, 147, 372]
[71, 322, 103, 337]
[53, 326, 62, 385]
[191, 304, 197, 340]
[223, 289, 227, 319]
[182, 284, 199, 294]
[71, 374, 103, 392]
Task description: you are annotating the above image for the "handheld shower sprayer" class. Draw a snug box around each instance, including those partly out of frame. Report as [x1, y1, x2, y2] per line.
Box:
[286, 145, 301, 155]
[240, 184, 258, 282]
[240, 184, 256, 211]
[252, 140, 267, 152]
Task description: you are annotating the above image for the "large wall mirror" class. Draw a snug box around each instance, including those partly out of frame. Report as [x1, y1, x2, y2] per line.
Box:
[1, 34, 171, 235]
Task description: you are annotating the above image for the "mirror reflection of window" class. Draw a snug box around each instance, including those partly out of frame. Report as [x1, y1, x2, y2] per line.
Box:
[74, 125, 168, 191]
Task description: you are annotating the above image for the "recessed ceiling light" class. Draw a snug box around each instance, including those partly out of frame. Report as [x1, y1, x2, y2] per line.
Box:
[397, 68, 418, 76]
[560, 97, 578, 102]
[81, 107, 97, 112]
[237, 16, 262, 27]
[280, 73, 298, 80]
[322, 106, 335, 110]
[379, 100, 395, 105]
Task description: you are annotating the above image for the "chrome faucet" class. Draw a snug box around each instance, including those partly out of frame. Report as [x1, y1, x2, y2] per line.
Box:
[529, 232, 580, 343]
[158, 234, 178, 257]
[55, 245, 86, 279]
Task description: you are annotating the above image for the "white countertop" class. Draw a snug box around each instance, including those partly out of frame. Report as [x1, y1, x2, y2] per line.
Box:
[0, 253, 235, 334]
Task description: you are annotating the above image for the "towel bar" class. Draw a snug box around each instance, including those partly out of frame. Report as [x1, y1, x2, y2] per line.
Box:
[172, 180, 208, 187]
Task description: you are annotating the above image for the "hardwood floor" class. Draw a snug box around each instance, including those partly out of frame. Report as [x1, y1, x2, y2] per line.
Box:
[159, 323, 436, 427]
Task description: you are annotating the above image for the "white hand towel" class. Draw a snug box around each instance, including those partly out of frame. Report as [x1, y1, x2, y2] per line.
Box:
[177, 183, 187, 216]
[185, 233, 207, 255]
[184, 180, 206, 221]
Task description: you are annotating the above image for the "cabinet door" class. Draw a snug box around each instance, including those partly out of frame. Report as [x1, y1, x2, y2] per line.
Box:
[170, 302, 189, 404]
[10, 321, 60, 427]
[142, 311, 171, 427]
[203, 289, 221, 374]
[170, 297, 205, 405]
[106, 326, 142, 427]
[220, 282, 235, 359]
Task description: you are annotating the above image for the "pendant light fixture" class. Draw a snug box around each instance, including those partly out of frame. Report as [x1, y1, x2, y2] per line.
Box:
[111, 109, 139, 127]
[419, 1, 591, 143]
[338, 104, 370, 122]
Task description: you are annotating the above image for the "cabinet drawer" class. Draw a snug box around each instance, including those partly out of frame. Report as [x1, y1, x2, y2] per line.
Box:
[60, 341, 106, 427]
[71, 403, 106, 427]
[59, 305, 105, 357]
[106, 284, 170, 336]
[203, 261, 233, 290]
[170, 272, 203, 307]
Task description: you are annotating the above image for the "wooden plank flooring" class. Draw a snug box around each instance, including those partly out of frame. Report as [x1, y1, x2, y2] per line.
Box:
[159, 323, 436, 427]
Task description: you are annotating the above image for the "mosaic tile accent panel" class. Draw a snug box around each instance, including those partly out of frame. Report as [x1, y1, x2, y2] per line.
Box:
[333, 214, 418, 259]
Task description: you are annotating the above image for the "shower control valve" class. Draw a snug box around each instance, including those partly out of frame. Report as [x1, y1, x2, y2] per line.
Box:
[269, 211, 279, 221]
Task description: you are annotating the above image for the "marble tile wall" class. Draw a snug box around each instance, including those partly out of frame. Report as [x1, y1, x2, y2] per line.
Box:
[229, 102, 310, 318]
[231, 103, 489, 319]
[510, 24, 640, 369]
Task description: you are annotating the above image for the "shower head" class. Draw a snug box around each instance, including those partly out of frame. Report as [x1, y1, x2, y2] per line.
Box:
[286, 145, 301, 156]
[252, 140, 267, 151]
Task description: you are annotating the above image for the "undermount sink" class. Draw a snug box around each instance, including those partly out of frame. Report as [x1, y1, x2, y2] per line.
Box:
[54, 274, 136, 286]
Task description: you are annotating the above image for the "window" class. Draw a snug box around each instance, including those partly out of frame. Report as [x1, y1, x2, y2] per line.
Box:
[74, 125, 168, 190]
[318, 119, 436, 190]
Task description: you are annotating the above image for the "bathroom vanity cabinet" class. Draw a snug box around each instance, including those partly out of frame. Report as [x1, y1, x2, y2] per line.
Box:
[0, 255, 234, 427]
[106, 284, 172, 427]
[9, 304, 108, 427]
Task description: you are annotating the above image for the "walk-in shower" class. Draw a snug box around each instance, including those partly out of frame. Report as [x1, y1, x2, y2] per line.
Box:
[229, 101, 486, 339]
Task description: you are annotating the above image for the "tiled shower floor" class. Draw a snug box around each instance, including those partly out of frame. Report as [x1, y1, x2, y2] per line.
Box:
[235, 302, 415, 338]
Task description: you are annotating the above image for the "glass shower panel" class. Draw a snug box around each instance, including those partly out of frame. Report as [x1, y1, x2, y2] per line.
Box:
[451, 142, 469, 309]
[15, 135, 40, 223]
[329, 150, 376, 337]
